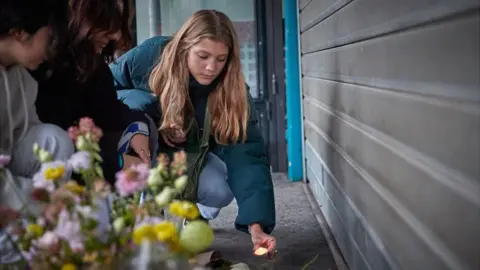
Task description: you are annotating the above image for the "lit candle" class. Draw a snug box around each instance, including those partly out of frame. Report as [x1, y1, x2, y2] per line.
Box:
[253, 247, 268, 256]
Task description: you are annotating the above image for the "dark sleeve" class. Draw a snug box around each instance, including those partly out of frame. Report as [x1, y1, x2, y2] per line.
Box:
[213, 93, 276, 234]
[87, 62, 149, 133]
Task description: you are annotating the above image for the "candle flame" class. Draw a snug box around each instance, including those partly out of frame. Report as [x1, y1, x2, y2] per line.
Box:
[254, 247, 268, 256]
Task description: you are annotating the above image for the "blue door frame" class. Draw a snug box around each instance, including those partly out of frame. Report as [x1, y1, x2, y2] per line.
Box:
[284, 0, 304, 182]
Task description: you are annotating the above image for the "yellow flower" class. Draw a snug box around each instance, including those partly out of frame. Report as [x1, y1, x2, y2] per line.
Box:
[169, 200, 199, 220]
[64, 181, 85, 194]
[44, 166, 65, 180]
[132, 224, 156, 245]
[26, 224, 44, 237]
[153, 221, 178, 242]
[61, 263, 78, 270]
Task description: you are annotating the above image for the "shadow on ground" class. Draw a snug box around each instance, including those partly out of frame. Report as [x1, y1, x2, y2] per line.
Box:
[210, 173, 338, 270]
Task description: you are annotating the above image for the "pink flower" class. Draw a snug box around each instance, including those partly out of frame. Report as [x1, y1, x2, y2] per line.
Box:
[79, 118, 103, 143]
[79, 117, 95, 133]
[115, 163, 150, 196]
[0, 154, 11, 168]
[90, 127, 103, 143]
[67, 126, 80, 141]
[68, 118, 103, 143]
[70, 241, 84, 253]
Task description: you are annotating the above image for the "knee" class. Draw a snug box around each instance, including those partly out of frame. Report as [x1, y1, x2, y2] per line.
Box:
[197, 153, 233, 208]
[35, 124, 75, 160]
[198, 173, 234, 208]
[216, 187, 234, 207]
[208, 184, 234, 208]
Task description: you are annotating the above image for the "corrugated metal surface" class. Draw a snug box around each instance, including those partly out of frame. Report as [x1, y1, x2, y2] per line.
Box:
[299, 1, 480, 269]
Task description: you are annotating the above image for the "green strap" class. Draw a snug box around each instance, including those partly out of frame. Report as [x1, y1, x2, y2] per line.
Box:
[200, 109, 211, 147]
[182, 110, 212, 201]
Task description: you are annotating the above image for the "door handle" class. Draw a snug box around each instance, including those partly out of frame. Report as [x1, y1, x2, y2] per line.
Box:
[271, 73, 277, 95]
[265, 101, 272, 121]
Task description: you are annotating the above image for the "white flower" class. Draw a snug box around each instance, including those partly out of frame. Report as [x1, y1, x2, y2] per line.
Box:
[154, 187, 176, 207]
[68, 151, 91, 173]
[35, 231, 59, 249]
[32, 161, 68, 192]
[69, 241, 84, 253]
[230, 263, 250, 270]
[36, 218, 46, 227]
[113, 217, 125, 233]
[147, 167, 163, 187]
[75, 205, 95, 219]
[33, 172, 55, 192]
[54, 209, 83, 251]
[174, 175, 188, 192]
[32, 143, 40, 154]
[75, 136, 88, 151]
[135, 216, 164, 228]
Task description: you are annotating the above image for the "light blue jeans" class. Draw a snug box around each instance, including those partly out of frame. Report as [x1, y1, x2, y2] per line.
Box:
[8, 124, 75, 178]
[196, 153, 234, 220]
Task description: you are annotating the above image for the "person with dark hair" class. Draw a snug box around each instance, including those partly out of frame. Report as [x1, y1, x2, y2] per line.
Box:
[30, 0, 157, 183]
[0, 0, 74, 263]
[109, 0, 136, 61]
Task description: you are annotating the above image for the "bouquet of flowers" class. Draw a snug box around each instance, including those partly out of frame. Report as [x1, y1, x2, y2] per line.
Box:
[0, 118, 215, 270]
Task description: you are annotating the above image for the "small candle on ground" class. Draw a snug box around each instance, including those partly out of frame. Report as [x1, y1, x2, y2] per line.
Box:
[253, 247, 268, 256]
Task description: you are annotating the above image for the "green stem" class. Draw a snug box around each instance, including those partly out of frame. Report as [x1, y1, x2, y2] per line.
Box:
[301, 254, 319, 270]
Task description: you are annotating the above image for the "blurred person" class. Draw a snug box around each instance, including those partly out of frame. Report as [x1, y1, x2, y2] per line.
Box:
[30, 0, 158, 183]
[0, 0, 74, 263]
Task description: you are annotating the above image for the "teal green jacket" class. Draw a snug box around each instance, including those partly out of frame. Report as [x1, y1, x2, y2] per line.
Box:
[109, 36, 276, 234]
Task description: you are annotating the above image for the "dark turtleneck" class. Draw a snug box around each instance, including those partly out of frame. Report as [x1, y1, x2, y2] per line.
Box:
[188, 75, 219, 131]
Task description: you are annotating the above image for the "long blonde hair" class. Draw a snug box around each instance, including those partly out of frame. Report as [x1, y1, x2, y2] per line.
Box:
[148, 9, 248, 145]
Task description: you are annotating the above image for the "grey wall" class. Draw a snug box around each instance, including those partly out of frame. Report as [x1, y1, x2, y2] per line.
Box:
[299, 0, 480, 269]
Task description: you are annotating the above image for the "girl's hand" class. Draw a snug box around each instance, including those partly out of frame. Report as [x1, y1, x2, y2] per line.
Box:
[129, 134, 151, 164]
[122, 154, 144, 169]
[161, 129, 186, 147]
[250, 223, 277, 259]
